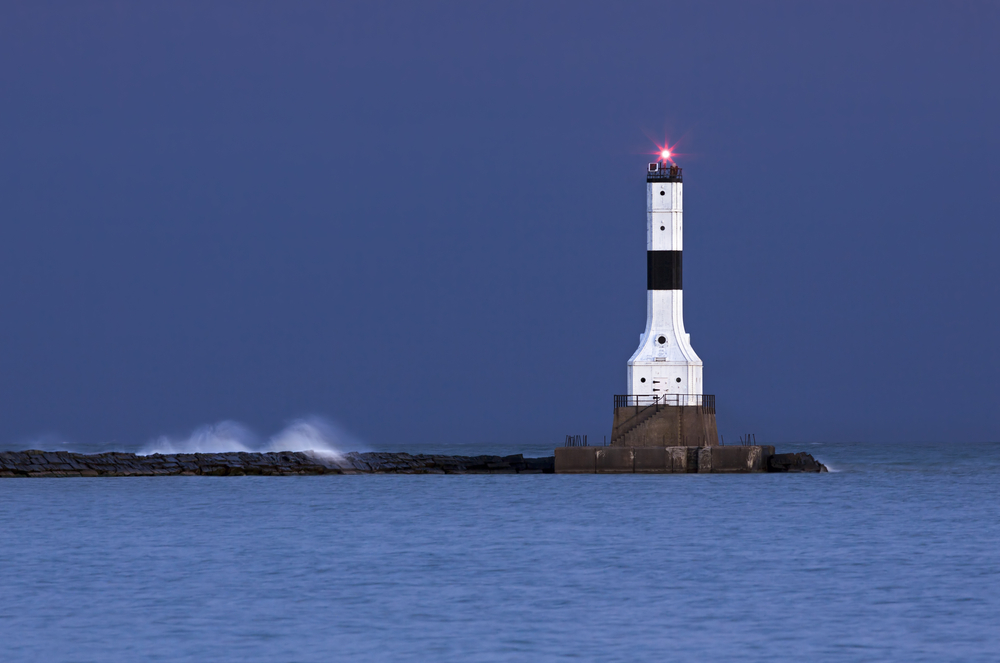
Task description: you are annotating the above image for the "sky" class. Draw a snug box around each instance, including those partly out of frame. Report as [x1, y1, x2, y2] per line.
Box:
[0, 1, 997, 449]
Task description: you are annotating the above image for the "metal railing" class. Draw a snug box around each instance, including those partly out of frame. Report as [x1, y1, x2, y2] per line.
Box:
[614, 394, 715, 413]
[564, 434, 588, 447]
[646, 164, 683, 182]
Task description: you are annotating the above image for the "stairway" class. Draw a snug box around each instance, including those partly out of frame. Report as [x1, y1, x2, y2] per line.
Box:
[611, 403, 662, 445]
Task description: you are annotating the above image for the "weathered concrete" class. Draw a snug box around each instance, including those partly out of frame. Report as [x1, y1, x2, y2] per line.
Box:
[633, 446, 670, 473]
[710, 445, 775, 473]
[553, 447, 597, 474]
[596, 447, 635, 473]
[0, 450, 555, 477]
[697, 447, 713, 473]
[554, 446, 826, 474]
[670, 446, 688, 473]
[611, 405, 718, 447]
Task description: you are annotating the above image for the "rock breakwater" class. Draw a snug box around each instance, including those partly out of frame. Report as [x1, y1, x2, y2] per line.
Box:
[0, 450, 556, 478]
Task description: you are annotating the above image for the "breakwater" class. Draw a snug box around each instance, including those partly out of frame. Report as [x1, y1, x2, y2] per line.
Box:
[0, 450, 556, 477]
[0, 448, 826, 477]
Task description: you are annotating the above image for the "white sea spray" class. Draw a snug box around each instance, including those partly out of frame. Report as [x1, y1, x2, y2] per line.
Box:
[265, 416, 357, 460]
[137, 416, 363, 457]
[140, 420, 258, 455]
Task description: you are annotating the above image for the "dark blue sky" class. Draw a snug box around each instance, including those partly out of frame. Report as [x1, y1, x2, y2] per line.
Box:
[1, 2, 997, 448]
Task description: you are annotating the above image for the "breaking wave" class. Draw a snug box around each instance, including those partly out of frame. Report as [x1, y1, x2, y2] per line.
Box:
[138, 416, 362, 458]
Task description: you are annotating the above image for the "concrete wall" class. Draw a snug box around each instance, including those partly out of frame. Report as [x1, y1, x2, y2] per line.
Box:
[611, 405, 718, 447]
[554, 446, 774, 474]
[710, 445, 775, 473]
[553, 447, 597, 474]
[596, 447, 635, 473]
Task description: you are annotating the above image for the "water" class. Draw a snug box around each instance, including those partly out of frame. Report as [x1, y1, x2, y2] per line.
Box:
[1, 441, 998, 662]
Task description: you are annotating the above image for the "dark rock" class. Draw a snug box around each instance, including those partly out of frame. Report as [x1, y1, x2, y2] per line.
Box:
[767, 452, 828, 473]
[0, 450, 558, 478]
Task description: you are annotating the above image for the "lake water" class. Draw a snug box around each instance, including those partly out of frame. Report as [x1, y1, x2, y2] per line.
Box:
[1, 441, 998, 662]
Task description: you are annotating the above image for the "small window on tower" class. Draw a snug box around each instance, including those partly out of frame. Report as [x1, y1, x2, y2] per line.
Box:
[660, 190, 666, 196]
[640, 378, 646, 383]
[676, 378, 682, 383]
[657, 336, 666, 344]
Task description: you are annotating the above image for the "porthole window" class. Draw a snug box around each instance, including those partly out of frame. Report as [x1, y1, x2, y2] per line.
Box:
[659, 190, 665, 196]
[660, 226, 665, 230]
[676, 377, 682, 383]
[657, 335, 666, 344]
[640, 378, 646, 383]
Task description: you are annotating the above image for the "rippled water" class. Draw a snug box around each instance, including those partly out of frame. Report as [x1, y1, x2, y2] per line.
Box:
[1, 441, 998, 662]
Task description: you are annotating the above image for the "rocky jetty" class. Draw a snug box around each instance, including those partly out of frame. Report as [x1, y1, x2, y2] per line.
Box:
[0, 450, 556, 478]
[0, 448, 827, 477]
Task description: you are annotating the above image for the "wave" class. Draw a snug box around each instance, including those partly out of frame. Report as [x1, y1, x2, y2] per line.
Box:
[138, 416, 362, 458]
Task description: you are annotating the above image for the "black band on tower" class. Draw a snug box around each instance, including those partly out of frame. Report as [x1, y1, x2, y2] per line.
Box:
[647, 251, 682, 290]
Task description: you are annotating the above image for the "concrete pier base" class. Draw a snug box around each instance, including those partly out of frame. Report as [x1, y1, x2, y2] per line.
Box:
[611, 404, 718, 447]
[555, 445, 784, 474]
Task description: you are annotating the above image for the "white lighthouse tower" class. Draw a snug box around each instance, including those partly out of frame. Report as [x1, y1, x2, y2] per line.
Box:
[626, 159, 703, 404]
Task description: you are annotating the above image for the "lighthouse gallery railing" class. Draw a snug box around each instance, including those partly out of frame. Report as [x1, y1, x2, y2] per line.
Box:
[614, 394, 715, 414]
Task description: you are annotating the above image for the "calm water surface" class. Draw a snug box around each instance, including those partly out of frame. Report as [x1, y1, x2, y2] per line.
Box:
[1, 441, 998, 662]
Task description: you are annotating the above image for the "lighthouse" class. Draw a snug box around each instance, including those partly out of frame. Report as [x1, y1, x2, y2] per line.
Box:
[607, 156, 717, 448]
[627, 158, 703, 404]
[550, 156, 817, 472]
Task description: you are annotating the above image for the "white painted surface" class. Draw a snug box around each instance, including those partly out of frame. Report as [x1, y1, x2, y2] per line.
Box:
[628, 180, 703, 401]
[647, 181, 683, 251]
